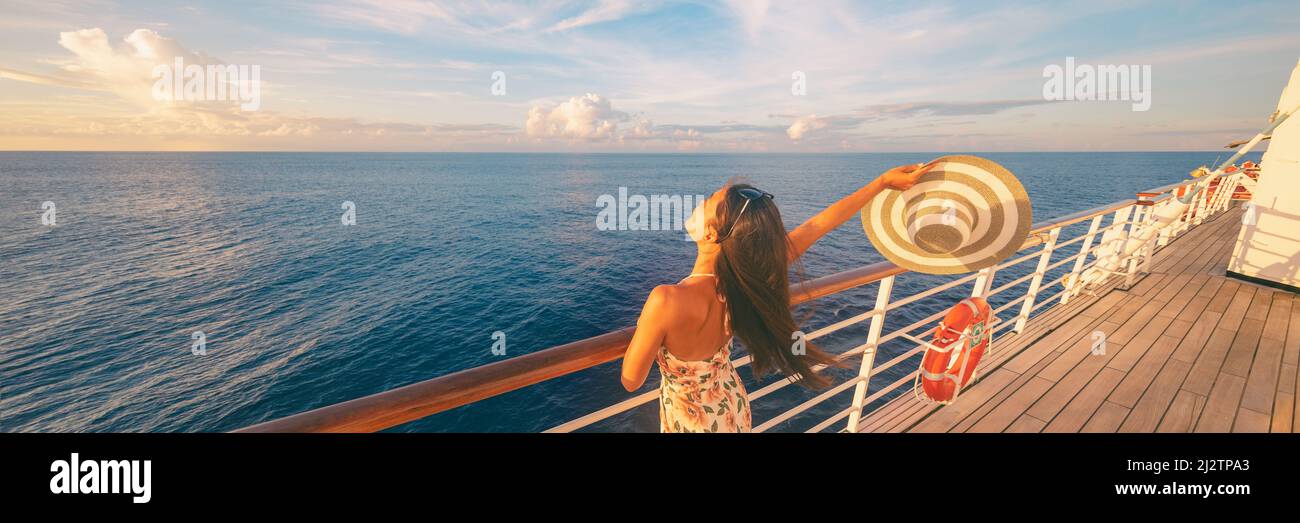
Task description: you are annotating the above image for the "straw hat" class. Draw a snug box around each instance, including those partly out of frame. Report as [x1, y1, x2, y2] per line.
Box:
[861, 155, 1032, 275]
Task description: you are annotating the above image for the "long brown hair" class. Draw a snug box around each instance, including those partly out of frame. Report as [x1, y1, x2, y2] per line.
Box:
[713, 183, 838, 388]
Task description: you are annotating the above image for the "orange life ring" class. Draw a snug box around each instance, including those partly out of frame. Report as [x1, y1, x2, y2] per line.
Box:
[917, 297, 992, 403]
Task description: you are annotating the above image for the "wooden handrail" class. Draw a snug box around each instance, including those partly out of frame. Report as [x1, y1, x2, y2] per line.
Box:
[232, 198, 1140, 432]
[233, 260, 904, 432]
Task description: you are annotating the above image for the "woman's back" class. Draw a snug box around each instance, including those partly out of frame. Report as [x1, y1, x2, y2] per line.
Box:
[654, 274, 751, 432]
[658, 274, 730, 361]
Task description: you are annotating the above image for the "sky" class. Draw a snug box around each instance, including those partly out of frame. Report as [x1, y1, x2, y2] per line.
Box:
[1, 0, 1298, 152]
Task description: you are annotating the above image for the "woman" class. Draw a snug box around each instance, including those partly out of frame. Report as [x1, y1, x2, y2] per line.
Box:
[620, 162, 935, 432]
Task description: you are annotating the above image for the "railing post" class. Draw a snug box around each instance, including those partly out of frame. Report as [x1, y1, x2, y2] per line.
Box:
[1177, 180, 1206, 232]
[1201, 178, 1217, 216]
[1159, 197, 1180, 247]
[972, 266, 997, 298]
[845, 275, 894, 433]
[1139, 204, 1166, 274]
[1218, 178, 1229, 214]
[1206, 173, 1235, 218]
[1216, 173, 1241, 213]
[1014, 227, 1059, 333]
[1061, 215, 1103, 305]
[1129, 202, 1149, 243]
[1191, 179, 1211, 227]
[1127, 200, 1160, 283]
[1217, 174, 1235, 213]
[1118, 201, 1149, 287]
[1203, 179, 1220, 220]
[1170, 187, 1191, 236]
[1206, 174, 1230, 224]
[1110, 204, 1137, 289]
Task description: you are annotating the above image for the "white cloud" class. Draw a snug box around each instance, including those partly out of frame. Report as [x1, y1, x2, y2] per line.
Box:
[520, 94, 731, 150]
[547, 0, 645, 32]
[786, 115, 828, 141]
[722, 0, 772, 40]
[313, 0, 457, 35]
[622, 118, 655, 140]
[672, 127, 702, 150]
[785, 114, 865, 142]
[525, 93, 626, 140]
[312, 0, 652, 37]
[0, 27, 522, 149]
[784, 100, 1057, 142]
[49, 28, 215, 106]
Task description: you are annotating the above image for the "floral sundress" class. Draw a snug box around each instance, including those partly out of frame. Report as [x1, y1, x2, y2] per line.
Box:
[656, 339, 752, 433]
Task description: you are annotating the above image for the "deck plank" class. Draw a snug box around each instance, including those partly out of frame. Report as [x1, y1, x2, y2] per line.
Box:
[1240, 337, 1286, 415]
[1233, 408, 1271, 433]
[1170, 310, 1222, 363]
[1220, 317, 1267, 378]
[1221, 289, 1275, 377]
[1081, 401, 1130, 432]
[1284, 294, 1300, 367]
[1044, 367, 1127, 432]
[950, 341, 1064, 432]
[1158, 390, 1207, 432]
[1107, 313, 1178, 373]
[1270, 390, 1293, 433]
[969, 377, 1055, 432]
[1294, 370, 1300, 432]
[1004, 311, 1120, 376]
[1119, 358, 1193, 432]
[1036, 319, 1124, 382]
[910, 369, 1018, 432]
[1109, 331, 1185, 408]
[1027, 315, 1169, 423]
[1006, 414, 1046, 433]
[1183, 327, 1243, 395]
[1194, 373, 1247, 432]
[1260, 293, 1293, 342]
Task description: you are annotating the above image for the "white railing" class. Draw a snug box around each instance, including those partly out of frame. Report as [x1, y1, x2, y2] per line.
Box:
[544, 172, 1248, 433]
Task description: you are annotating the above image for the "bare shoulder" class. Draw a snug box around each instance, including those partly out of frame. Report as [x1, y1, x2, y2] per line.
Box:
[638, 284, 677, 323]
[641, 282, 696, 322]
[644, 283, 683, 310]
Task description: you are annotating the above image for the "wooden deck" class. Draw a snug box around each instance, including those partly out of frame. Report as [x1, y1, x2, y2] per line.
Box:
[861, 203, 1300, 433]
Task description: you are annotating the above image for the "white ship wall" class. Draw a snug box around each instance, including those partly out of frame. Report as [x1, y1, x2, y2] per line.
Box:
[1228, 58, 1300, 290]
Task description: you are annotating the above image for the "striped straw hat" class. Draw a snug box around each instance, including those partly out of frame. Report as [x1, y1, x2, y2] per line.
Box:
[861, 155, 1032, 275]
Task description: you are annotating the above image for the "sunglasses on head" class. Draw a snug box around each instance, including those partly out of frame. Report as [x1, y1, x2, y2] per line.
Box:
[718, 187, 774, 241]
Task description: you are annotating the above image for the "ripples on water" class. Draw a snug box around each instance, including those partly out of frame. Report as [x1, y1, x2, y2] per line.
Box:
[0, 152, 1261, 432]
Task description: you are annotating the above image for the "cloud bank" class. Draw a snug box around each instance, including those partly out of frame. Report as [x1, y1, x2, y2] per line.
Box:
[525, 93, 626, 140]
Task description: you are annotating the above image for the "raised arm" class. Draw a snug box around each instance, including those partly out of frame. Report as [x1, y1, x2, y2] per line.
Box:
[787, 162, 935, 262]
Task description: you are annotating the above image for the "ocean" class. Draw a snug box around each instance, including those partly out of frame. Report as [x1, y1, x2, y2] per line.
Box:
[0, 151, 1262, 432]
